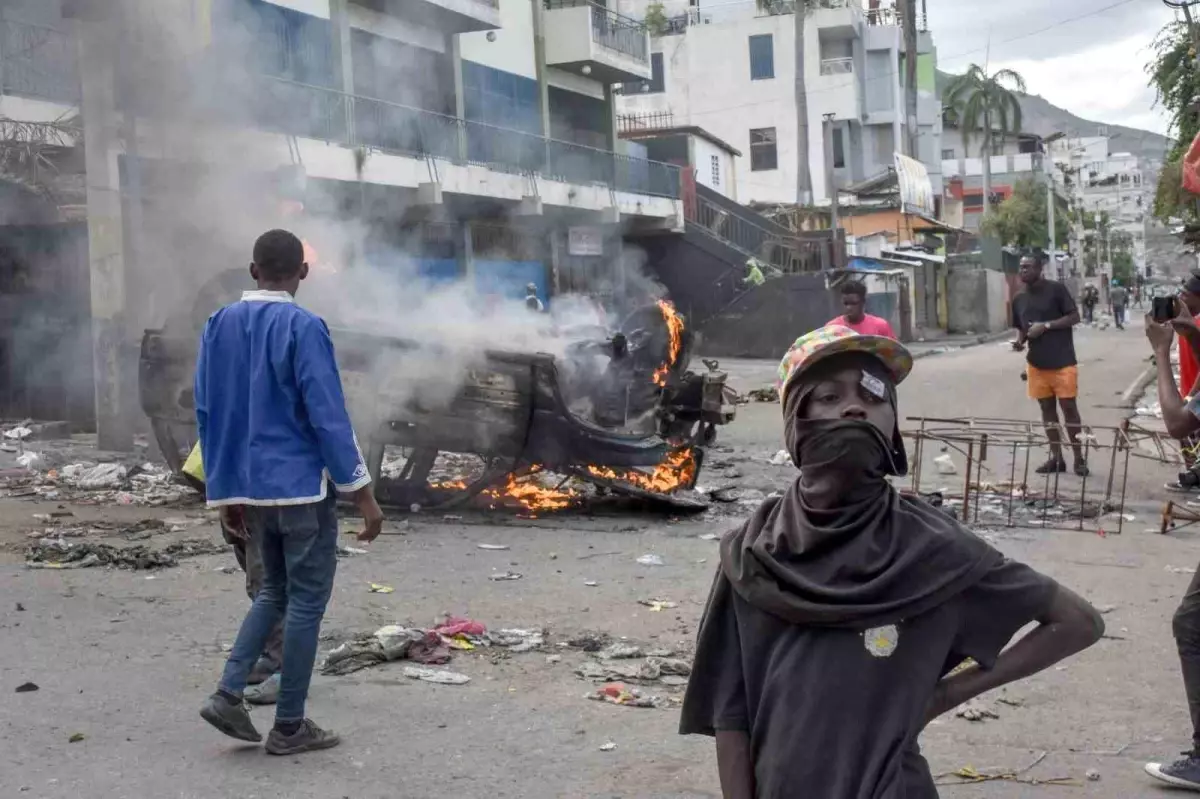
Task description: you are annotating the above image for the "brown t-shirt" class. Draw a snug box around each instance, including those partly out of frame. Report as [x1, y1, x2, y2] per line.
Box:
[679, 558, 1058, 799]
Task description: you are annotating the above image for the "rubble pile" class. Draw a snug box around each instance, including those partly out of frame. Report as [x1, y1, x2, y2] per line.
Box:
[1, 458, 194, 507]
[25, 536, 226, 570]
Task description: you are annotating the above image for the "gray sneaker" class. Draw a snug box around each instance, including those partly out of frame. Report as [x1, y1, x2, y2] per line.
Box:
[265, 719, 341, 756]
[199, 693, 261, 742]
[245, 673, 279, 706]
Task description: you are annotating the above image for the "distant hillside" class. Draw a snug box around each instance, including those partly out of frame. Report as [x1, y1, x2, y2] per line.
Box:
[936, 70, 1170, 166]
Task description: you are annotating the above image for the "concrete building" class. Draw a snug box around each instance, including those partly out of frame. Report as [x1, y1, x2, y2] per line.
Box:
[617, 113, 741, 199]
[1049, 134, 1148, 277]
[613, 0, 943, 208]
[0, 0, 691, 447]
[941, 127, 1053, 233]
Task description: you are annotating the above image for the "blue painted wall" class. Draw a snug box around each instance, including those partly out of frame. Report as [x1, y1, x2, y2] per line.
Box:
[462, 61, 540, 134]
[474, 260, 547, 306]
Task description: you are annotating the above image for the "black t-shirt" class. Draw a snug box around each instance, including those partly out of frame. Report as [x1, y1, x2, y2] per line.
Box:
[679, 559, 1057, 799]
[1011, 280, 1078, 370]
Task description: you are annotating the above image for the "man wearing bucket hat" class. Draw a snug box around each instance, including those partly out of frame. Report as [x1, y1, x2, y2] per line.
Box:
[680, 325, 1103, 799]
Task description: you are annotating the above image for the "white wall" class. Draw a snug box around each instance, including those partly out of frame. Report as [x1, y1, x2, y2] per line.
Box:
[262, 0, 330, 18]
[692, 136, 737, 200]
[620, 15, 797, 205]
[348, 4, 446, 52]
[459, 0, 537, 78]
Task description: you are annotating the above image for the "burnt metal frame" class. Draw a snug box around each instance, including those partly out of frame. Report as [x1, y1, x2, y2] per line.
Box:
[903, 416, 1182, 535]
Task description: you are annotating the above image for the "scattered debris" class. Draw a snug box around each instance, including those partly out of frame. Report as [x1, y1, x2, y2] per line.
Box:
[698, 533, 720, 541]
[768, 449, 791, 466]
[14, 682, 38, 693]
[434, 617, 488, 637]
[933, 453, 958, 475]
[577, 656, 691, 684]
[638, 598, 679, 612]
[15, 603, 24, 612]
[599, 741, 617, 752]
[746, 386, 779, 403]
[546, 655, 562, 664]
[1086, 769, 1101, 782]
[323, 620, 544, 676]
[599, 643, 643, 660]
[68, 733, 86, 744]
[24, 538, 225, 570]
[566, 631, 611, 652]
[636, 554, 665, 567]
[4, 426, 32, 440]
[955, 702, 1000, 722]
[1167, 566, 1197, 575]
[584, 581, 599, 587]
[489, 571, 523, 581]
[996, 696, 1024, 707]
[588, 682, 660, 709]
[16, 452, 41, 469]
[477, 543, 510, 551]
[368, 583, 395, 594]
[402, 666, 470, 685]
[66, 463, 126, 490]
[1096, 604, 1118, 615]
[337, 546, 369, 557]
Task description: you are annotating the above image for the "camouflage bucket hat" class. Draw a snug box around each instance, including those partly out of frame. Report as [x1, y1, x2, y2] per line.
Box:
[776, 325, 914, 405]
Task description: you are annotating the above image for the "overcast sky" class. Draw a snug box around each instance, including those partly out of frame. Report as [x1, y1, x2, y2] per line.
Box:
[928, 0, 1176, 136]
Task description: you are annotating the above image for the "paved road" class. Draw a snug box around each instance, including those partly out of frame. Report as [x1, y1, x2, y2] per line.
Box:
[1, 318, 1195, 799]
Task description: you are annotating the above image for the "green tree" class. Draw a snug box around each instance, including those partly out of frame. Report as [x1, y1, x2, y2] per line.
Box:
[978, 177, 1068, 248]
[943, 65, 1027, 218]
[643, 2, 669, 37]
[1147, 21, 1200, 222]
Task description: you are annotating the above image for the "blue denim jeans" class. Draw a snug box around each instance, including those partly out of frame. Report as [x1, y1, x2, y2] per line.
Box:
[218, 490, 338, 723]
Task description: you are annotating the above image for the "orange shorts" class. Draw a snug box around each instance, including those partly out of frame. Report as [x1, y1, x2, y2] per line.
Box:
[1026, 365, 1078, 400]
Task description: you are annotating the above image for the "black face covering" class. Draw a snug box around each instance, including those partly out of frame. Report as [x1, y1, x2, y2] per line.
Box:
[715, 353, 999, 629]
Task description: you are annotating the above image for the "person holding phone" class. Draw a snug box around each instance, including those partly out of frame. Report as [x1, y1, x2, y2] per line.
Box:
[1011, 255, 1089, 476]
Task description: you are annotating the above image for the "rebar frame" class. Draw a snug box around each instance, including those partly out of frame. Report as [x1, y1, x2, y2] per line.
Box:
[904, 416, 1183, 535]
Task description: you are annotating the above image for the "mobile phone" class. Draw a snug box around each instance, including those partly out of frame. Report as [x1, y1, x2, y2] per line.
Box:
[1153, 295, 1176, 323]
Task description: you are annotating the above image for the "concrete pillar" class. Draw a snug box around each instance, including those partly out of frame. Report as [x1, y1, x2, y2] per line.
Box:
[604, 84, 618, 152]
[450, 35, 467, 161]
[531, 0, 552, 156]
[77, 15, 134, 450]
[329, 0, 355, 144]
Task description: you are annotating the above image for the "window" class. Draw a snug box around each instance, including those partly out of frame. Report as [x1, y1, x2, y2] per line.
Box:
[749, 34, 774, 80]
[941, 148, 955, 159]
[963, 192, 984, 211]
[711, 154, 721, 187]
[750, 127, 777, 171]
[831, 127, 845, 169]
[619, 52, 664, 94]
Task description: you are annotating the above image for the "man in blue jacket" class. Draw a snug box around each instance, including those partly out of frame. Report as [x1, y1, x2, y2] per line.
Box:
[196, 229, 383, 755]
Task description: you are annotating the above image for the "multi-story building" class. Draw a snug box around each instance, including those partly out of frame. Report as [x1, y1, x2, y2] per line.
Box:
[0, 0, 690, 446]
[613, 0, 943, 208]
[1049, 134, 1148, 277]
[941, 127, 1055, 233]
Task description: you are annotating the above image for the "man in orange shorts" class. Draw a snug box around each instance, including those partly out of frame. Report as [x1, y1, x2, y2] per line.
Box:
[1012, 255, 1088, 476]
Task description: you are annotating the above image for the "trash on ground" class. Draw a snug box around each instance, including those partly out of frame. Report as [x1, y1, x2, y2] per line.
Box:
[16, 452, 41, 469]
[599, 741, 617, 752]
[14, 682, 38, 693]
[322, 626, 449, 675]
[1167, 566, 1197, 575]
[337, 546, 369, 557]
[434, 617, 488, 637]
[636, 554, 665, 567]
[747, 386, 779, 403]
[477, 543, 510, 551]
[402, 666, 470, 685]
[698, 533, 720, 541]
[4, 426, 32, 440]
[368, 583, 395, 594]
[68, 733, 86, 743]
[588, 682, 660, 708]
[565, 631, 611, 652]
[584, 581, 599, 587]
[24, 537, 225, 570]
[638, 598, 679, 612]
[768, 449, 791, 466]
[577, 656, 691, 684]
[489, 571, 523, 581]
[934, 453, 957, 475]
[955, 701, 1000, 722]
[599, 643, 643, 660]
[1086, 769, 1101, 781]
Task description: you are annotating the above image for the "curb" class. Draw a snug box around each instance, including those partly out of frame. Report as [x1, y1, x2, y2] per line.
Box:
[1119, 359, 1157, 410]
[911, 330, 1012, 361]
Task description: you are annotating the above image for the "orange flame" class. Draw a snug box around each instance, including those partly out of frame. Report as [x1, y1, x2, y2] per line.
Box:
[651, 300, 685, 387]
[481, 469, 576, 512]
[586, 448, 697, 494]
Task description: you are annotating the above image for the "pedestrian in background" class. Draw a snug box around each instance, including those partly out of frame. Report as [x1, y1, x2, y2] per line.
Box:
[681, 325, 1103, 799]
[196, 229, 383, 755]
[1110, 280, 1128, 330]
[828, 280, 896, 339]
[1081, 284, 1099, 325]
[1011, 255, 1090, 476]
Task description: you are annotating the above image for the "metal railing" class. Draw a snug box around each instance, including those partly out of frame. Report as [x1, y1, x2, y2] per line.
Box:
[688, 189, 830, 271]
[253, 76, 680, 199]
[544, 0, 649, 63]
[617, 111, 674, 131]
[0, 20, 79, 104]
[819, 57, 854, 76]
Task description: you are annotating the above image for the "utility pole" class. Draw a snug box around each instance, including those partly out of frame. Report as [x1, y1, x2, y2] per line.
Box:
[1047, 179, 1056, 278]
[823, 113, 839, 234]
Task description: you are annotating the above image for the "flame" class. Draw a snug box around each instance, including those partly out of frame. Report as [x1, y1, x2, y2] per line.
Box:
[586, 448, 697, 494]
[431, 479, 468, 490]
[651, 300, 685, 387]
[481, 469, 576, 512]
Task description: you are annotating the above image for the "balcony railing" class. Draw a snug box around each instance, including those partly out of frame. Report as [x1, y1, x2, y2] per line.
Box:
[253, 76, 680, 199]
[819, 57, 853, 76]
[544, 0, 648, 62]
[0, 20, 79, 104]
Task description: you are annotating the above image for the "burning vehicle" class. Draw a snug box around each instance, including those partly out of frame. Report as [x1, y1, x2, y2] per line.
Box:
[139, 270, 737, 513]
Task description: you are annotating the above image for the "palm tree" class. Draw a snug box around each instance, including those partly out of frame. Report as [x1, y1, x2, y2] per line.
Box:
[943, 64, 1027, 217]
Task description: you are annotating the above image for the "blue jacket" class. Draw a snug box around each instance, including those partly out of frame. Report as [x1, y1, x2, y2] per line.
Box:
[194, 290, 371, 507]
